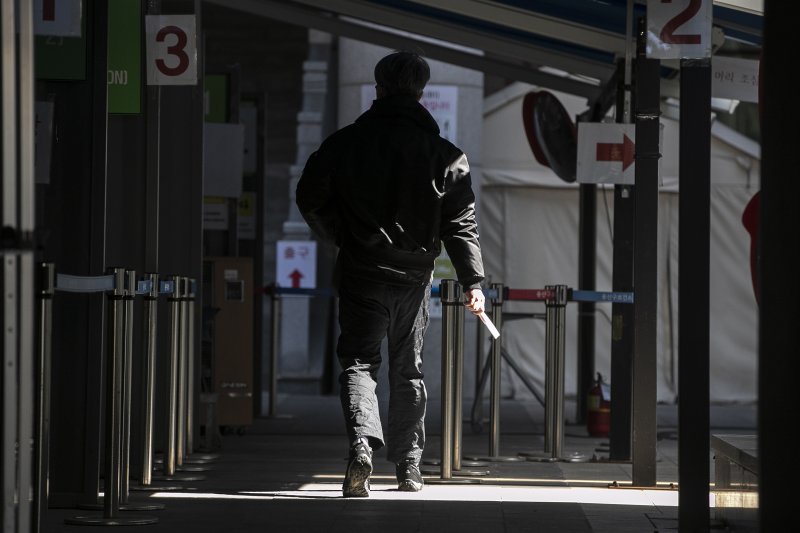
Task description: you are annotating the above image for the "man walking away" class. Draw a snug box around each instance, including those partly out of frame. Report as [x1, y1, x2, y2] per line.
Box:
[296, 50, 486, 497]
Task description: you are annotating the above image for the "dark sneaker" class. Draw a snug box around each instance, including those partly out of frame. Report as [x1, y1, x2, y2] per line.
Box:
[396, 460, 423, 492]
[342, 439, 372, 497]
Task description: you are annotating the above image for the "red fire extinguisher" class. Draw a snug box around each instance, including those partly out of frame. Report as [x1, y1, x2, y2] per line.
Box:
[587, 372, 611, 438]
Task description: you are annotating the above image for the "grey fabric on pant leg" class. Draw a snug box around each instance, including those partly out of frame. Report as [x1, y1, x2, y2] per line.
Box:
[386, 284, 430, 465]
[337, 278, 390, 450]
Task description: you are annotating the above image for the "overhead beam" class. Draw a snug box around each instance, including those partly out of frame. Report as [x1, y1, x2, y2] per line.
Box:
[206, 0, 603, 100]
[405, 0, 626, 53]
[286, 0, 615, 82]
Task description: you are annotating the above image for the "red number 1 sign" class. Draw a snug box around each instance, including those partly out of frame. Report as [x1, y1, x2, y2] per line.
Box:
[145, 15, 197, 85]
[646, 0, 712, 59]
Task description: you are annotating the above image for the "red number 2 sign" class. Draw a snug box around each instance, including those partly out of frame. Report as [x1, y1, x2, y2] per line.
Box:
[647, 0, 712, 59]
[146, 15, 197, 85]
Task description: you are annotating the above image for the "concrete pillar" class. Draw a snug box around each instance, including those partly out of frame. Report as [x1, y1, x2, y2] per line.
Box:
[280, 30, 333, 381]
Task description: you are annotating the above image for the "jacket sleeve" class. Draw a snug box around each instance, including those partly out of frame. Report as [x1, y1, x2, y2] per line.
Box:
[295, 138, 340, 245]
[440, 153, 485, 289]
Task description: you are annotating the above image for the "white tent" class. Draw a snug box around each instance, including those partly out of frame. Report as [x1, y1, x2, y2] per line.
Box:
[480, 82, 760, 405]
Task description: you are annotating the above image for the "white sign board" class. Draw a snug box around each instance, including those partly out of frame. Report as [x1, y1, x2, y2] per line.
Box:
[577, 123, 637, 185]
[276, 241, 317, 289]
[145, 15, 197, 85]
[646, 0, 713, 59]
[360, 84, 458, 143]
[34, 0, 82, 37]
[712, 55, 759, 103]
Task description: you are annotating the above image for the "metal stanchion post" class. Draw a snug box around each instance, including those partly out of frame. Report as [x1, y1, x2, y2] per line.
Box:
[545, 285, 556, 456]
[552, 285, 568, 460]
[476, 283, 522, 463]
[266, 285, 292, 420]
[176, 277, 188, 467]
[439, 280, 456, 480]
[473, 295, 484, 418]
[453, 288, 490, 474]
[526, 285, 558, 463]
[182, 278, 218, 462]
[131, 274, 181, 493]
[34, 263, 55, 533]
[166, 276, 181, 476]
[67, 269, 157, 525]
[80, 271, 164, 511]
[186, 279, 195, 455]
[527, 284, 586, 463]
[153, 277, 204, 483]
[490, 283, 503, 457]
[179, 278, 212, 469]
[141, 274, 159, 487]
[121, 270, 136, 504]
[453, 292, 464, 472]
[428, 280, 480, 485]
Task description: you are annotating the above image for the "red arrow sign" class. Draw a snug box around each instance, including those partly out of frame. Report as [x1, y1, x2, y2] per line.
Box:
[596, 134, 635, 171]
[289, 269, 303, 288]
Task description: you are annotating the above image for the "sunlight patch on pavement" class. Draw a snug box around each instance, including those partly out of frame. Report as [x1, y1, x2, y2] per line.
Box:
[151, 484, 693, 507]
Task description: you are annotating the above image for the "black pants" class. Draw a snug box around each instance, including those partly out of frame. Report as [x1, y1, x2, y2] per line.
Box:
[337, 274, 431, 465]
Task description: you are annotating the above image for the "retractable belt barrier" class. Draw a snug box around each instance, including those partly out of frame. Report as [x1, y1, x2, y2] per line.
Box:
[440, 281, 635, 470]
[38, 265, 201, 526]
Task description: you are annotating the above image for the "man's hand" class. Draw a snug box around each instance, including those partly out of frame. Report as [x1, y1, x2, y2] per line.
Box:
[464, 288, 485, 316]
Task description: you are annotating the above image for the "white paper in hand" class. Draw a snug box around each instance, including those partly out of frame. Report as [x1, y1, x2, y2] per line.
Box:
[478, 312, 501, 339]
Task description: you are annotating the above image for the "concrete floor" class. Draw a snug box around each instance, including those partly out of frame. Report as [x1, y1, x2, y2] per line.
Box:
[43, 394, 758, 532]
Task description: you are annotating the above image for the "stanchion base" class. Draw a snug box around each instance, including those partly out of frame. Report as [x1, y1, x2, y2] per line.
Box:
[421, 467, 490, 477]
[426, 478, 481, 485]
[472, 456, 524, 463]
[154, 456, 216, 466]
[130, 484, 183, 492]
[151, 474, 205, 482]
[459, 459, 489, 467]
[453, 469, 490, 477]
[525, 452, 590, 463]
[181, 456, 215, 465]
[65, 514, 158, 526]
[189, 453, 220, 461]
[423, 458, 487, 467]
[78, 502, 165, 512]
[559, 452, 591, 463]
[516, 449, 547, 457]
[173, 464, 211, 472]
[525, 455, 558, 463]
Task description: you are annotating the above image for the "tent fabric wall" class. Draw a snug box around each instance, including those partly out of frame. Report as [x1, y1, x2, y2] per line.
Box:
[481, 83, 759, 405]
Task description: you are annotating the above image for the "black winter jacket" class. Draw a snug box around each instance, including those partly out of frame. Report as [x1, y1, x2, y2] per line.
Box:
[296, 94, 484, 289]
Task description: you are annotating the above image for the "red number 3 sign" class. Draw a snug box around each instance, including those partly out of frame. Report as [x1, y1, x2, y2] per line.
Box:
[145, 15, 197, 85]
[646, 0, 712, 59]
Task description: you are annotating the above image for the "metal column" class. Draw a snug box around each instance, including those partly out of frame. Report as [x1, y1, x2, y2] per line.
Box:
[140, 274, 159, 487]
[631, 19, 660, 487]
[678, 57, 711, 530]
